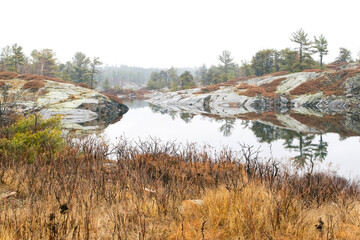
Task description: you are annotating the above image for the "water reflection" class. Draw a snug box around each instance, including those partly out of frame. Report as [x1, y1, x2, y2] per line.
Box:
[243, 121, 328, 168]
[148, 104, 333, 168]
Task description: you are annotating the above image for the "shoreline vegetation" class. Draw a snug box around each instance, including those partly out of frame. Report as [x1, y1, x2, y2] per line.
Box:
[1, 116, 360, 239]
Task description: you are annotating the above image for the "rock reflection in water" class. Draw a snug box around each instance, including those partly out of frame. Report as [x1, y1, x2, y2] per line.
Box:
[148, 104, 340, 168]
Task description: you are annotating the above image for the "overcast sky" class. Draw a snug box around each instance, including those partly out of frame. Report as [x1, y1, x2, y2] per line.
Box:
[1, 0, 359, 68]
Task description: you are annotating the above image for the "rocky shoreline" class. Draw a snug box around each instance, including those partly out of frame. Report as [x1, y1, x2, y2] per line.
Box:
[148, 65, 360, 136]
[0, 74, 128, 131]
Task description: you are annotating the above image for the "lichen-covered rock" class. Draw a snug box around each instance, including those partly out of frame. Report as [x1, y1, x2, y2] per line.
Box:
[0, 78, 128, 131]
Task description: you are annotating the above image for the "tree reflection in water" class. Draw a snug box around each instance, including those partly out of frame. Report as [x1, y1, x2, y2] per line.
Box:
[219, 119, 236, 137]
[250, 121, 328, 168]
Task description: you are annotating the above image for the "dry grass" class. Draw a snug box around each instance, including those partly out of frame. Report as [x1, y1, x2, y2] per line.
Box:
[0, 129, 359, 239]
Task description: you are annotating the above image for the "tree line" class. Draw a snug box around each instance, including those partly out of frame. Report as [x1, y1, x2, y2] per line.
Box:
[0, 45, 102, 88]
[147, 28, 360, 91]
[146, 50, 239, 90]
[239, 29, 360, 77]
[2, 29, 360, 91]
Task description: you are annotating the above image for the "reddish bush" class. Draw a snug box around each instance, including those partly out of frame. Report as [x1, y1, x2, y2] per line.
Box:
[0, 81, 5, 88]
[0, 71, 18, 80]
[22, 80, 45, 92]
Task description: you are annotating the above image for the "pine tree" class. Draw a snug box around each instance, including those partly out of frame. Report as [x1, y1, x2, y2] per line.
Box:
[89, 57, 103, 87]
[9, 44, 26, 73]
[290, 29, 314, 71]
[103, 77, 110, 91]
[0, 46, 12, 71]
[31, 49, 58, 76]
[69, 52, 91, 83]
[336, 48, 352, 62]
[179, 71, 195, 89]
[313, 34, 328, 68]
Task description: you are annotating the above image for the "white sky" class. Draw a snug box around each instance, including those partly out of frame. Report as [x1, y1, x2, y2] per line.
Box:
[1, 0, 359, 68]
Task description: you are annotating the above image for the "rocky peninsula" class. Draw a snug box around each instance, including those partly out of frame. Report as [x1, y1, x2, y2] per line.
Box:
[0, 72, 128, 131]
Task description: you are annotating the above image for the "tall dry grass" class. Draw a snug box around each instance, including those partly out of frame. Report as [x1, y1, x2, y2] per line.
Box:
[0, 133, 360, 239]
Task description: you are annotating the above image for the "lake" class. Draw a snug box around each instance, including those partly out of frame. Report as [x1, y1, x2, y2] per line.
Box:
[104, 100, 360, 178]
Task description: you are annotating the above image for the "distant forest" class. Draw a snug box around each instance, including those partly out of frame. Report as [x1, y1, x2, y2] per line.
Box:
[1, 28, 359, 91]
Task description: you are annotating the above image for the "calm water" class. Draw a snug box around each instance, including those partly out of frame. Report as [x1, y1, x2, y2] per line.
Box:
[104, 100, 360, 178]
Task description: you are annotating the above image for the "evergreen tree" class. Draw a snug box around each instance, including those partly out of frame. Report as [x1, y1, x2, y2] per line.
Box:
[206, 66, 222, 84]
[0, 46, 12, 71]
[89, 57, 103, 87]
[30, 49, 58, 76]
[57, 62, 71, 81]
[179, 71, 195, 89]
[278, 48, 299, 72]
[103, 77, 110, 91]
[8, 44, 26, 73]
[217, 50, 237, 81]
[196, 64, 208, 86]
[335, 47, 352, 62]
[313, 34, 328, 68]
[69, 52, 91, 83]
[167, 67, 179, 91]
[290, 29, 314, 71]
[146, 71, 161, 89]
[251, 49, 277, 76]
[239, 61, 253, 77]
